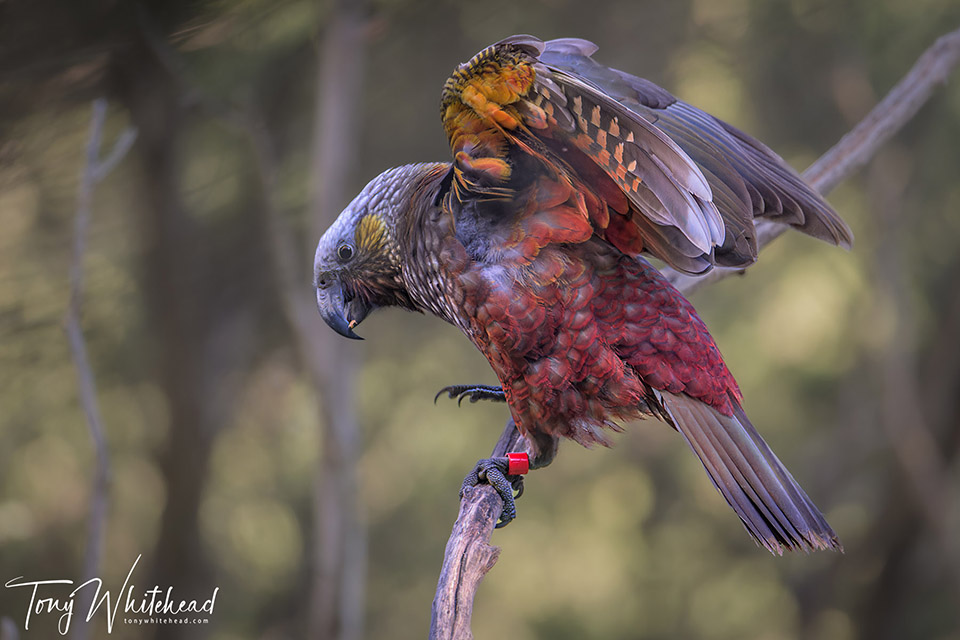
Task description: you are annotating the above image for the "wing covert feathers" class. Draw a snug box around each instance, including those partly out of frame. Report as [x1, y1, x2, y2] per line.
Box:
[439, 35, 852, 274]
[656, 390, 842, 554]
[539, 38, 854, 263]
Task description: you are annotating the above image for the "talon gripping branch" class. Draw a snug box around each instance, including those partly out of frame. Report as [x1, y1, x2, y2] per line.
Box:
[313, 36, 850, 554]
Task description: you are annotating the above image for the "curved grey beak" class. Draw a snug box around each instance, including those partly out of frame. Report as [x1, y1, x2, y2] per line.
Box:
[316, 278, 363, 340]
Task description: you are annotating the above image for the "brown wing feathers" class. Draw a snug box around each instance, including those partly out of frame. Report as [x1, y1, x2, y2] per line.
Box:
[535, 72, 727, 266]
[441, 35, 851, 275]
[538, 37, 853, 265]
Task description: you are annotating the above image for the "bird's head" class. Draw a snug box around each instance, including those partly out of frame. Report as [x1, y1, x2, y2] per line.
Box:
[313, 163, 445, 339]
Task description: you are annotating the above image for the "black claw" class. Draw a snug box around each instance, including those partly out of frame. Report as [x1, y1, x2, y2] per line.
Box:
[461, 456, 525, 528]
[435, 384, 507, 405]
[513, 475, 525, 500]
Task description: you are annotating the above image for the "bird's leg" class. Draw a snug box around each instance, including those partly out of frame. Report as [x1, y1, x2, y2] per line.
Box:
[461, 421, 559, 528]
[435, 384, 506, 405]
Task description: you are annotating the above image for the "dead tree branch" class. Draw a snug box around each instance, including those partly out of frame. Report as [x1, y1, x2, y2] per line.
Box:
[430, 422, 524, 639]
[430, 25, 960, 640]
[64, 98, 137, 640]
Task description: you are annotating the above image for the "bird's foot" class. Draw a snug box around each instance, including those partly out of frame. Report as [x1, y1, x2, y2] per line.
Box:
[435, 384, 506, 405]
[461, 452, 529, 528]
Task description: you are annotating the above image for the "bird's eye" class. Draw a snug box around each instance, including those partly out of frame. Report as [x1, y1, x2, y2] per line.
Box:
[337, 243, 355, 262]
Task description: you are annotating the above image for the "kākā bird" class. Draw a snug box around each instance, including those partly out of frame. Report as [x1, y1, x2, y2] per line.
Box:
[314, 35, 851, 554]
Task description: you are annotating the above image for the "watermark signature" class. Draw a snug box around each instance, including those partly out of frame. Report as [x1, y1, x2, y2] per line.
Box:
[4, 555, 218, 635]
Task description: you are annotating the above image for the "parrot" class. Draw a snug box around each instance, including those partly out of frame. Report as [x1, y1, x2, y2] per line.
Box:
[313, 35, 851, 554]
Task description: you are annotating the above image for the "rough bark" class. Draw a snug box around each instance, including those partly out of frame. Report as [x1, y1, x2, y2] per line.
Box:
[430, 421, 524, 640]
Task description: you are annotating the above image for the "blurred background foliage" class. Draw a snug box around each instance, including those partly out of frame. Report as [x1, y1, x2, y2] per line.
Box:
[1, 0, 960, 638]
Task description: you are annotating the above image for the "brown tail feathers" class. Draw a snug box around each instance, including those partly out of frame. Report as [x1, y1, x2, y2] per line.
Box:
[656, 390, 842, 554]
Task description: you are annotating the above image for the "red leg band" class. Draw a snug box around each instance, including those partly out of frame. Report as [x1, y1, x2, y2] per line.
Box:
[507, 452, 529, 475]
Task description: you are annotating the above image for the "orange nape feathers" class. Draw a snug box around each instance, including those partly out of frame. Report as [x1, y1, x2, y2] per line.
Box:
[442, 42, 538, 161]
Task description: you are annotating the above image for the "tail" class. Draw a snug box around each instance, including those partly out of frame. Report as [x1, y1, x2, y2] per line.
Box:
[655, 390, 842, 554]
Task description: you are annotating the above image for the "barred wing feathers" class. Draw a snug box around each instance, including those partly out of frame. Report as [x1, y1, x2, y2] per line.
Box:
[438, 35, 851, 273]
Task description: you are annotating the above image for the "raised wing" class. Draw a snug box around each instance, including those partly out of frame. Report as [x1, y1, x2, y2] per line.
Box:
[539, 38, 853, 263]
[438, 35, 851, 274]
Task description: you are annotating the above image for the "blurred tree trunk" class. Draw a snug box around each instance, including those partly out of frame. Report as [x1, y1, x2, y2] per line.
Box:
[850, 150, 960, 639]
[307, 3, 369, 639]
[112, 30, 260, 640]
[222, 2, 371, 635]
